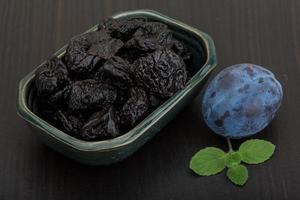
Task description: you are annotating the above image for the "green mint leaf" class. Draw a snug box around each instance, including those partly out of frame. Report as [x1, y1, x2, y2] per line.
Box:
[225, 151, 241, 168]
[239, 139, 275, 164]
[190, 147, 226, 176]
[226, 164, 248, 186]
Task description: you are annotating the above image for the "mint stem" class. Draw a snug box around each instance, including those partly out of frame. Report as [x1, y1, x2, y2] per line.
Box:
[226, 137, 233, 152]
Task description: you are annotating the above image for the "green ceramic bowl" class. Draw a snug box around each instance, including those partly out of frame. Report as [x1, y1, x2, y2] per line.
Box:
[17, 9, 217, 165]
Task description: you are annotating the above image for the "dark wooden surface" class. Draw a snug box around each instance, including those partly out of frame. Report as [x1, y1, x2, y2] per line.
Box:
[1, 0, 299, 199]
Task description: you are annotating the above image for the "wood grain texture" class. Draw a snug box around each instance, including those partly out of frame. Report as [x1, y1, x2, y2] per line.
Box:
[0, 0, 299, 199]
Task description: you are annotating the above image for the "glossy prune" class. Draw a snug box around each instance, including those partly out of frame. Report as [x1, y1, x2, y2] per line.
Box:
[101, 56, 133, 89]
[88, 39, 124, 60]
[133, 48, 188, 98]
[65, 36, 99, 75]
[113, 89, 131, 110]
[148, 94, 164, 108]
[116, 46, 148, 63]
[47, 86, 70, 108]
[67, 80, 117, 111]
[171, 39, 191, 61]
[35, 57, 69, 97]
[125, 22, 172, 51]
[80, 107, 120, 141]
[65, 30, 112, 75]
[103, 18, 145, 41]
[53, 110, 85, 135]
[119, 87, 149, 129]
[85, 29, 111, 44]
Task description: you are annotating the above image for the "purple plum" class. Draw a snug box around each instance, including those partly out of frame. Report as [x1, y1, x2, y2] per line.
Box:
[202, 64, 283, 138]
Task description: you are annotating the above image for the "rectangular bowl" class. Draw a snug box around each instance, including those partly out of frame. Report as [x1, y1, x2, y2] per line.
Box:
[17, 9, 217, 165]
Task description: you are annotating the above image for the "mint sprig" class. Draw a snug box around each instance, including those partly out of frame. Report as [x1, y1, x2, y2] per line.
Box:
[239, 139, 275, 164]
[190, 147, 226, 176]
[225, 151, 241, 168]
[189, 139, 275, 186]
[226, 164, 248, 186]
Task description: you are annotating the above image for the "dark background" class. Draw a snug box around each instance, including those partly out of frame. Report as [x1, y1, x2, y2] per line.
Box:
[1, 0, 299, 199]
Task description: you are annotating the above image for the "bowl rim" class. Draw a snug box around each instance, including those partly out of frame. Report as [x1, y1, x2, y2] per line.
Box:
[17, 9, 217, 152]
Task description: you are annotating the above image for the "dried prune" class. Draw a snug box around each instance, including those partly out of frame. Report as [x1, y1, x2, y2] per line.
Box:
[47, 86, 70, 108]
[80, 107, 120, 141]
[33, 97, 56, 120]
[125, 22, 172, 51]
[67, 80, 117, 111]
[65, 36, 99, 75]
[88, 39, 124, 60]
[119, 87, 149, 129]
[148, 94, 164, 108]
[133, 48, 188, 98]
[35, 57, 69, 97]
[85, 29, 111, 44]
[171, 39, 191, 61]
[103, 18, 145, 41]
[101, 56, 133, 89]
[116, 46, 148, 63]
[113, 89, 131, 111]
[91, 56, 133, 88]
[65, 30, 111, 75]
[33, 17, 193, 141]
[53, 110, 85, 135]
[135, 22, 168, 36]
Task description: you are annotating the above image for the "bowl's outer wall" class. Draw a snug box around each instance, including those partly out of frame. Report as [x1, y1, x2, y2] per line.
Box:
[18, 10, 217, 165]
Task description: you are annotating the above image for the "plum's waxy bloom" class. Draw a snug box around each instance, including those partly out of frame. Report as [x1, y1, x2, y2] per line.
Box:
[202, 64, 283, 138]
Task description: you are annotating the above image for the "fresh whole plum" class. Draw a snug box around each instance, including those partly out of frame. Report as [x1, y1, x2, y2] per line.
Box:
[202, 64, 283, 138]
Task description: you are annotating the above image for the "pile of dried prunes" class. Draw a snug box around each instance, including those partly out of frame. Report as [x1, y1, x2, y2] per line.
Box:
[33, 18, 192, 141]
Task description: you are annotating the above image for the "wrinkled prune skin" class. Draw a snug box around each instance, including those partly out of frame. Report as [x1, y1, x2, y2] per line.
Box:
[133, 48, 188, 98]
[125, 22, 172, 52]
[148, 94, 164, 109]
[113, 89, 131, 110]
[119, 87, 149, 130]
[80, 107, 120, 141]
[103, 18, 145, 41]
[90, 57, 132, 90]
[101, 56, 133, 89]
[47, 86, 70, 108]
[202, 64, 283, 138]
[35, 57, 69, 97]
[116, 46, 148, 64]
[85, 29, 111, 44]
[65, 30, 112, 75]
[34, 18, 193, 141]
[53, 110, 85, 135]
[88, 39, 124, 60]
[171, 39, 192, 61]
[33, 96, 56, 120]
[67, 80, 117, 111]
[65, 36, 98, 75]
